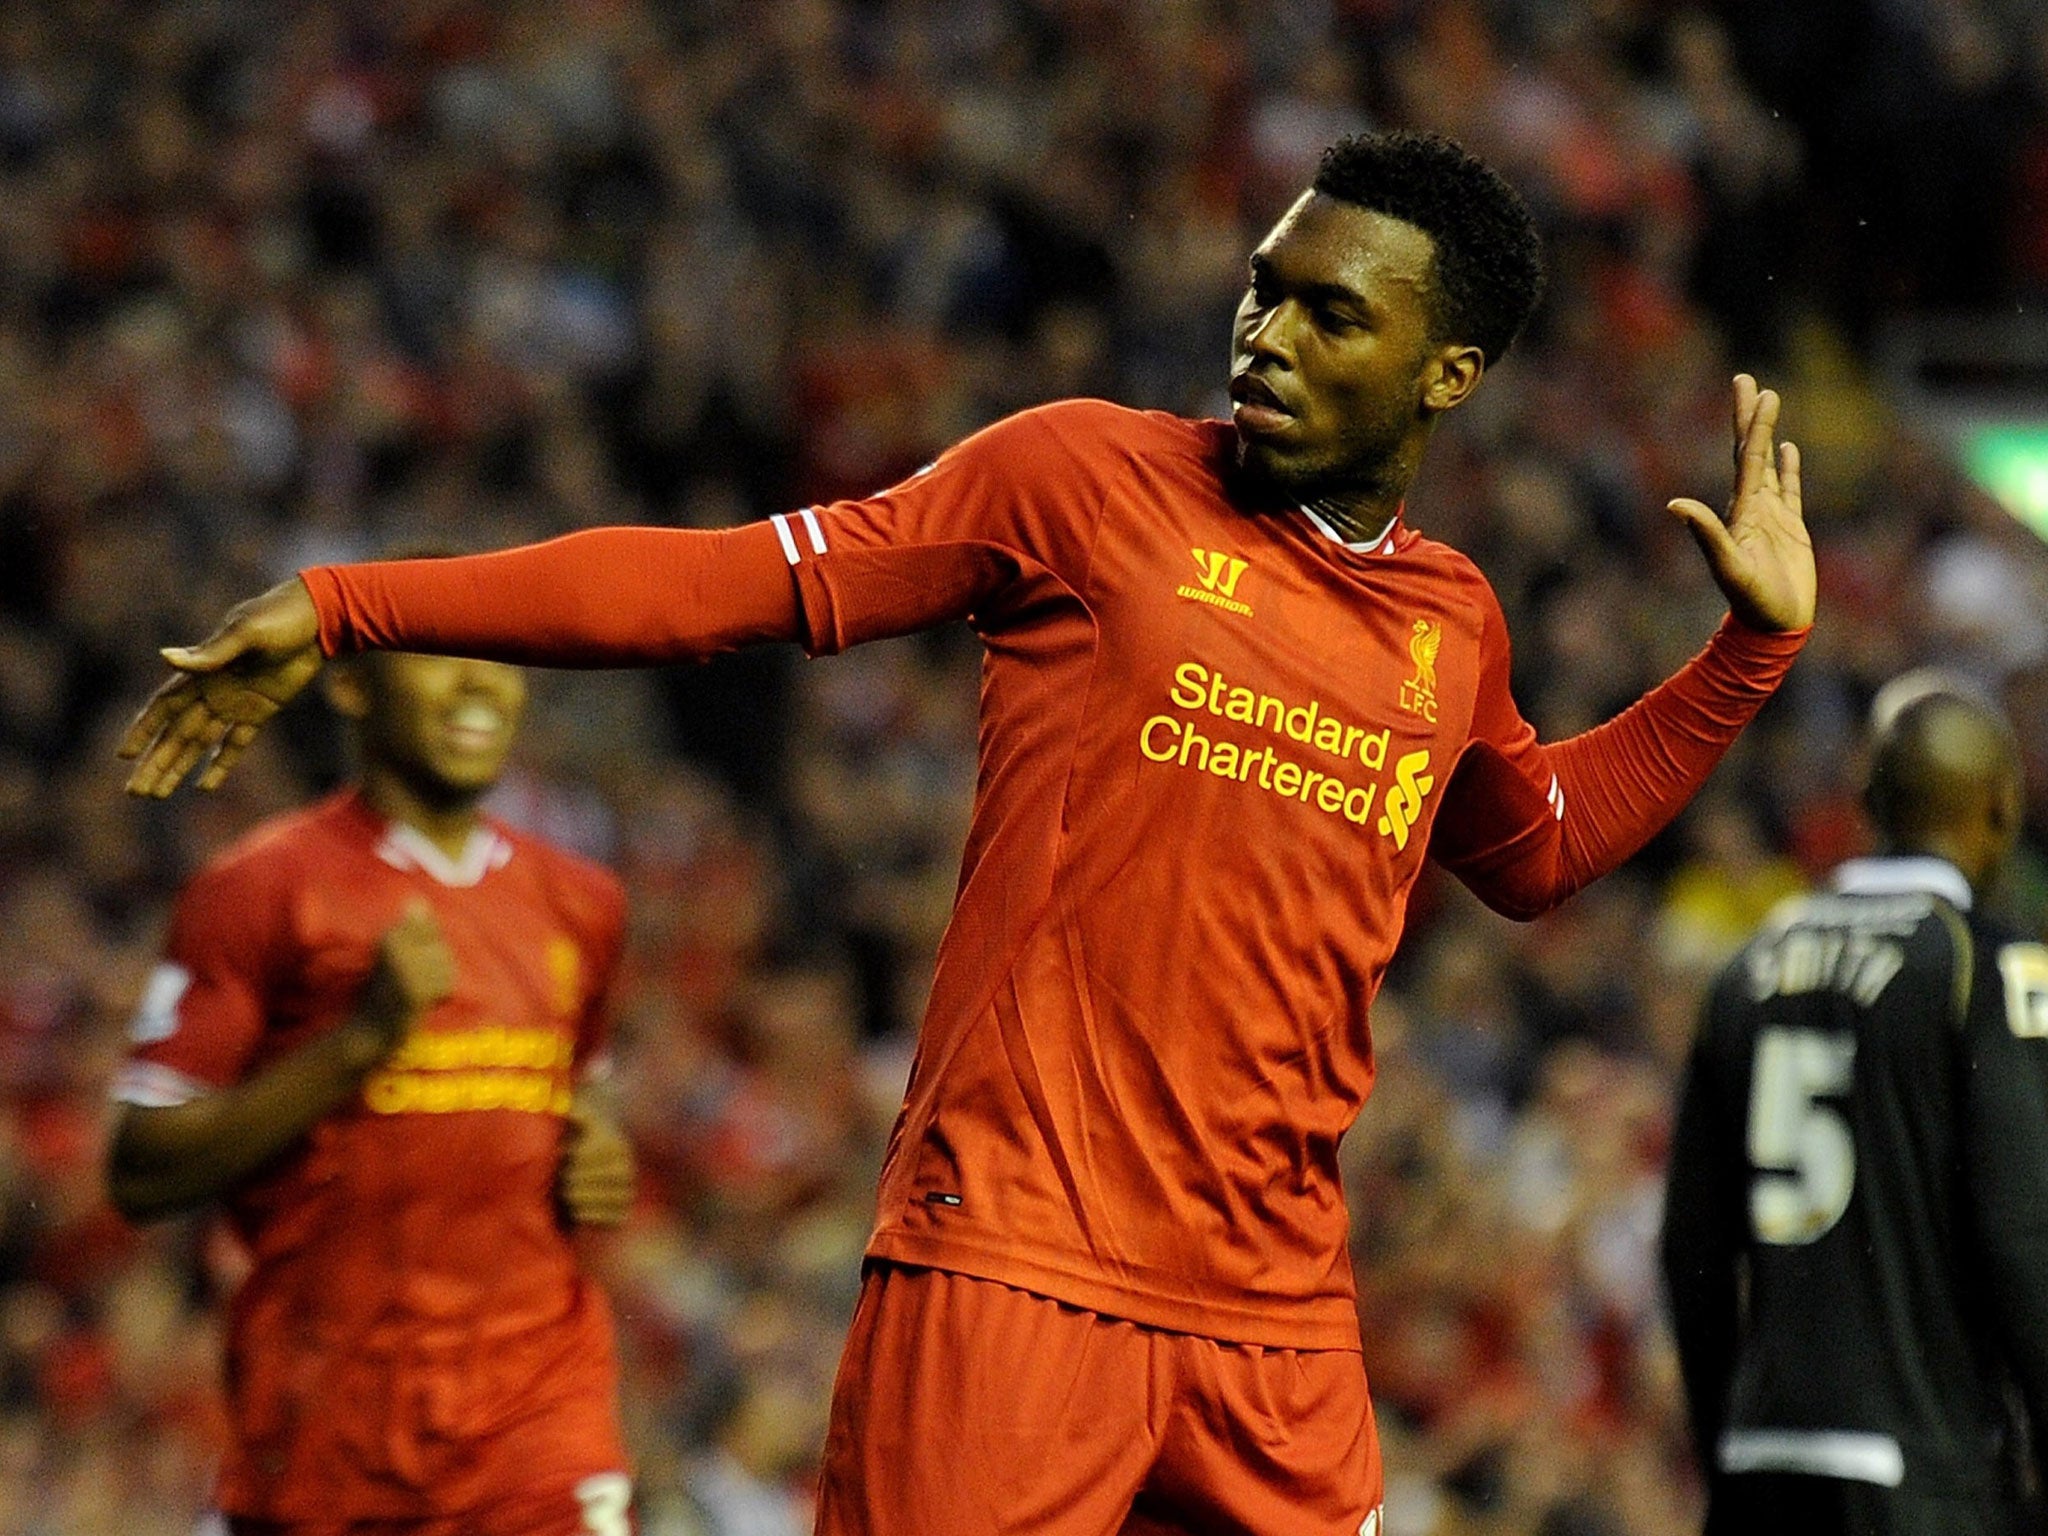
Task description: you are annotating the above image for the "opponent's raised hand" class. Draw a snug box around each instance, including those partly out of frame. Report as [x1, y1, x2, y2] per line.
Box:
[119, 577, 325, 797]
[1668, 374, 1815, 634]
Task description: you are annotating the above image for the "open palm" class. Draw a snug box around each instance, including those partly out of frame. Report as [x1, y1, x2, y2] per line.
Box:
[1669, 374, 1815, 634]
[118, 578, 325, 796]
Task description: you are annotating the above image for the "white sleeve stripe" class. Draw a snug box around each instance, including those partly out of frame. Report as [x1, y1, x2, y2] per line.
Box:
[110, 1061, 212, 1108]
[797, 506, 827, 554]
[769, 513, 801, 566]
[1546, 775, 1565, 821]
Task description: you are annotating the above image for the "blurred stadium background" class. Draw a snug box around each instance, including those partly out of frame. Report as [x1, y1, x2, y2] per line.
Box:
[1, 1, 2045, 1532]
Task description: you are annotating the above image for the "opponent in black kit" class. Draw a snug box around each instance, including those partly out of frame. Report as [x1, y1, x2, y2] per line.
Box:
[1663, 678, 2048, 1536]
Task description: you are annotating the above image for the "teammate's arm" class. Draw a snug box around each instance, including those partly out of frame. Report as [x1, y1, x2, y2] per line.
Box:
[107, 903, 452, 1220]
[1960, 937, 2048, 1458]
[1660, 1004, 1747, 1476]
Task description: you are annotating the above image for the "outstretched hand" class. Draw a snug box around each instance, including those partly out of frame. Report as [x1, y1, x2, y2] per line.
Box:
[119, 577, 325, 797]
[1668, 374, 1815, 634]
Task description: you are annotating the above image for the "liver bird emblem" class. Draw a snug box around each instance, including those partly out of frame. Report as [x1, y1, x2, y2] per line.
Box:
[1407, 618, 1440, 695]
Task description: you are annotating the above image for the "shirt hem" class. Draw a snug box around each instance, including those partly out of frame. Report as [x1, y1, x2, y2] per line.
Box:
[865, 1230, 1363, 1352]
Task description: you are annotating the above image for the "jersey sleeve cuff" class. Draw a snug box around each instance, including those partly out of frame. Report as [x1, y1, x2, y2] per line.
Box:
[1715, 611, 1812, 655]
[299, 565, 353, 658]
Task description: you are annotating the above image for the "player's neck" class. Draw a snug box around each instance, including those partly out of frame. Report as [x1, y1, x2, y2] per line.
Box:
[1287, 441, 1423, 546]
[1301, 494, 1401, 548]
[357, 766, 488, 861]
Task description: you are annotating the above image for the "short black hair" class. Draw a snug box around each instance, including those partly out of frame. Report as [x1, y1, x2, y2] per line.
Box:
[1312, 131, 1545, 366]
[1864, 686, 2019, 849]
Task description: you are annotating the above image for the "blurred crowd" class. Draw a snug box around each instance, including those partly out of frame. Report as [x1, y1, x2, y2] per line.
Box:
[2, 1, 2047, 1532]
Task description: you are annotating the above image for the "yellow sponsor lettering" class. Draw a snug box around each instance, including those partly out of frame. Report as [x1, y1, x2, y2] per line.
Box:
[1138, 663, 1444, 844]
[425, 1074, 465, 1113]
[382, 1024, 571, 1073]
[1375, 750, 1437, 849]
[1141, 715, 1180, 761]
[360, 1062, 574, 1116]
[1161, 661, 1389, 769]
[1283, 698, 1319, 743]
[364, 1070, 413, 1114]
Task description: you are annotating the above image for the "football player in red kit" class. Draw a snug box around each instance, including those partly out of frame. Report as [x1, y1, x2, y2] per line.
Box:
[123, 132, 1813, 1535]
[110, 646, 636, 1536]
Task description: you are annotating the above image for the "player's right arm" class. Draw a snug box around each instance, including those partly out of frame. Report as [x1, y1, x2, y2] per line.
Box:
[122, 403, 1108, 797]
[108, 901, 452, 1221]
[1958, 932, 2048, 1460]
[1659, 985, 1748, 1476]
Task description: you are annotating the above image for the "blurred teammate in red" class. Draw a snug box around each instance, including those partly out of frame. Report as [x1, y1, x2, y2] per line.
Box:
[108, 643, 636, 1536]
[124, 133, 1815, 1535]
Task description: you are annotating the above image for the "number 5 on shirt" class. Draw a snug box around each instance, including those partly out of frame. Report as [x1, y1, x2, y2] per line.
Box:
[1747, 1026, 1857, 1245]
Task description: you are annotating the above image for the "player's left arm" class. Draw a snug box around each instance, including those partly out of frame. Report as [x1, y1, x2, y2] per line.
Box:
[1428, 376, 1810, 919]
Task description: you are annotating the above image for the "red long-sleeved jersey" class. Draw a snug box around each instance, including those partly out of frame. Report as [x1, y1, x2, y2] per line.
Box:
[307, 399, 1804, 1348]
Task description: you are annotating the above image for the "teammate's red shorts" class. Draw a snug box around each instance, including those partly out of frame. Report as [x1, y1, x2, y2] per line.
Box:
[223, 1472, 634, 1536]
[817, 1262, 1385, 1536]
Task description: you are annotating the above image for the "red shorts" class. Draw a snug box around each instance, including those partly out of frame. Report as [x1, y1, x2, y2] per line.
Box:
[817, 1263, 1384, 1536]
[223, 1472, 634, 1536]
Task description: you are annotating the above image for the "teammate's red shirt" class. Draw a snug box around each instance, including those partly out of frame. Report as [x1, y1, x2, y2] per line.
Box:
[114, 790, 629, 1520]
[306, 399, 1805, 1350]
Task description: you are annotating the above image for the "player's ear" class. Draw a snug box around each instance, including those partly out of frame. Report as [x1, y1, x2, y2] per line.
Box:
[323, 660, 372, 721]
[1422, 344, 1484, 415]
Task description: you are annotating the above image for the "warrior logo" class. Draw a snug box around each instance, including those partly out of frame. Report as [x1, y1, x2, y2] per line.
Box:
[1177, 549, 1254, 616]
